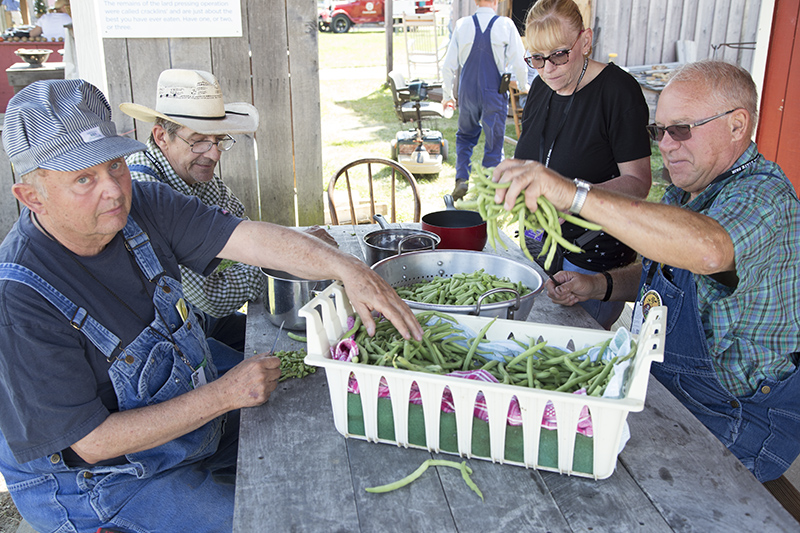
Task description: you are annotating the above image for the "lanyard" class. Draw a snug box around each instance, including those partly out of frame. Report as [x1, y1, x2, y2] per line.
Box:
[538, 58, 588, 168]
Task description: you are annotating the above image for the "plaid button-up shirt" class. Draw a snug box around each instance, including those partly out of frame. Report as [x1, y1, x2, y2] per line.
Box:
[126, 139, 266, 317]
[661, 142, 800, 396]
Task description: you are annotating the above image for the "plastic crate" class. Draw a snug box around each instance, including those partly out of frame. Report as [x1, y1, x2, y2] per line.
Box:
[299, 282, 665, 479]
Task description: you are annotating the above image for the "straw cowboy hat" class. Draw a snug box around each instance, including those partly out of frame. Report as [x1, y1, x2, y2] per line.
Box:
[119, 69, 259, 135]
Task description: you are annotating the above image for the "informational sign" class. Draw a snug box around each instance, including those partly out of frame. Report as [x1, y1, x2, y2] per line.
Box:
[100, 0, 243, 38]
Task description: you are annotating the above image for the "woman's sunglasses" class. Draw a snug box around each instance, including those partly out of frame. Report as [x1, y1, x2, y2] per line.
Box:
[646, 109, 736, 142]
[524, 31, 584, 69]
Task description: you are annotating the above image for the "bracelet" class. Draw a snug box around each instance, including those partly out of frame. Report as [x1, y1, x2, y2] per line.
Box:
[601, 271, 613, 302]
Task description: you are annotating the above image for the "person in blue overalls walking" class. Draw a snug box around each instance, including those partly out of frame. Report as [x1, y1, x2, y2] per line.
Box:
[492, 60, 800, 484]
[441, 0, 528, 200]
[0, 79, 423, 532]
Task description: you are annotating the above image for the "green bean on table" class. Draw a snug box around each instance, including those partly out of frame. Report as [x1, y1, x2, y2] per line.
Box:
[456, 165, 604, 272]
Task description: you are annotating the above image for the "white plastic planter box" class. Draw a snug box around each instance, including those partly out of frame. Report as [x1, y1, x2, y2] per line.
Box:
[300, 282, 665, 479]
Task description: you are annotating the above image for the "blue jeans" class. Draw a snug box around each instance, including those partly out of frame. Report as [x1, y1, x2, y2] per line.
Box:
[3, 412, 238, 533]
[562, 258, 626, 330]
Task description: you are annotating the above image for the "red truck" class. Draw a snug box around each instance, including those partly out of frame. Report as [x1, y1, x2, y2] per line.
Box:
[319, 0, 433, 33]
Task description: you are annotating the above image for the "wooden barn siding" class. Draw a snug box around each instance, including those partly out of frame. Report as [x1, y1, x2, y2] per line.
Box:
[102, 0, 323, 227]
[590, 0, 761, 70]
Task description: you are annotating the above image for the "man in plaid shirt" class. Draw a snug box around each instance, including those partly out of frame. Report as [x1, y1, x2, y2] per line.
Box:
[122, 69, 334, 362]
[492, 60, 800, 484]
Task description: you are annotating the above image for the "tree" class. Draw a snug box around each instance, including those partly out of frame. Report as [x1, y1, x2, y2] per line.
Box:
[33, 0, 48, 18]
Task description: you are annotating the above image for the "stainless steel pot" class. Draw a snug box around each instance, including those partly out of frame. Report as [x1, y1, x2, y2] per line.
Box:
[363, 214, 440, 265]
[261, 268, 333, 330]
[371, 250, 544, 320]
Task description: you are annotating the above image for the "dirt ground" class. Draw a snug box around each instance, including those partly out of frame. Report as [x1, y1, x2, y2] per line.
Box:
[0, 492, 21, 533]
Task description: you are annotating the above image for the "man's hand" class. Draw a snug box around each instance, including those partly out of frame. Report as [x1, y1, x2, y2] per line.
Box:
[303, 225, 338, 248]
[214, 353, 282, 408]
[545, 270, 605, 307]
[341, 265, 423, 342]
[492, 159, 575, 214]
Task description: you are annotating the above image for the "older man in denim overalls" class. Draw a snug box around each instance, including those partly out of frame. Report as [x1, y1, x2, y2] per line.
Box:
[0, 79, 422, 532]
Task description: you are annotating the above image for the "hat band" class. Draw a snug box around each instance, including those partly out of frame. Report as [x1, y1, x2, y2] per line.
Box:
[165, 109, 252, 121]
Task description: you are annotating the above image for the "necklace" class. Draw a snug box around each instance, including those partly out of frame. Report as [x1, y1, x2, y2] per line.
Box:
[539, 57, 589, 168]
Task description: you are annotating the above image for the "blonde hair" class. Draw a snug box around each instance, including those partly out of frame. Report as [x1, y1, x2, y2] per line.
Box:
[523, 0, 584, 53]
[667, 60, 759, 136]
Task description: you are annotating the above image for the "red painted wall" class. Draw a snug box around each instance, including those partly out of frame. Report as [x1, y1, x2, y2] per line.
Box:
[756, 0, 800, 195]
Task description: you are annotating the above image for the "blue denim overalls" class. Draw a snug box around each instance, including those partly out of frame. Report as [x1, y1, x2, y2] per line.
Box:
[456, 14, 507, 181]
[633, 258, 800, 482]
[0, 217, 236, 532]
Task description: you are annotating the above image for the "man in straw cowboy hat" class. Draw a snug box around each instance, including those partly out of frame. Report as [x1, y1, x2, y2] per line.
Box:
[0, 78, 422, 532]
[121, 69, 332, 370]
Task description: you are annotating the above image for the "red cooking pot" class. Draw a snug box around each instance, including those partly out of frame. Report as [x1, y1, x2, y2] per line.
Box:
[421, 195, 487, 250]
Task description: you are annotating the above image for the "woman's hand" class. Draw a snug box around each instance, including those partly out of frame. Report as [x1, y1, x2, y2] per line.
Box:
[545, 270, 606, 307]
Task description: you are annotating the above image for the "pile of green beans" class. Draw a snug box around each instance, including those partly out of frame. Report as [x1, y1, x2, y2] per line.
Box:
[456, 165, 604, 271]
[346, 313, 634, 396]
[394, 269, 531, 306]
[275, 349, 316, 382]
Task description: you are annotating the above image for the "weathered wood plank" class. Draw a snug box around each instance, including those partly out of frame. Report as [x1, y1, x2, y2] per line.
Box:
[168, 38, 212, 71]
[248, 0, 296, 226]
[644, 0, 668, 65]
[693, 0, 718, 63]
[660, 0, 685, 63]
[287, 0, 324, 227]
[211, 14, 261, 221]
[626, 0, 650, 66]
[124, 39, 172, 142]
[621, 377, 798, 531]
[103, 38, 136, 139]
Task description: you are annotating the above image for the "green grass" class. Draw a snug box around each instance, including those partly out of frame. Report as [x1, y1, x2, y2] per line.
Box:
[318, 30, 669, 222]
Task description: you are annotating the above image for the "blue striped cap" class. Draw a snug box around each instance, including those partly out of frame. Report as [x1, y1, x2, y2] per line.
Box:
[2, 79, 146, 176]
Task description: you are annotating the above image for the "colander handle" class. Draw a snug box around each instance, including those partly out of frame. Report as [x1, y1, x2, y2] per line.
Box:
[397, 234, 438, 254]
[474, 288, 521, 319]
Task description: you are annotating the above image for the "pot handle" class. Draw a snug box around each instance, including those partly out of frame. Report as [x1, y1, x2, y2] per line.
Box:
[373, 213, 390, 229]
[397, 234, 438, 255]
[473, 288, 521, 319]
[444, 194, 455, 210]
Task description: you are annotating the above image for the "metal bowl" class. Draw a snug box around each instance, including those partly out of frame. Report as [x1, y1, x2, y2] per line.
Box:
[262, 268, 333, 330]
[14, 48, 52, 66]
[371, 250, 544, 320]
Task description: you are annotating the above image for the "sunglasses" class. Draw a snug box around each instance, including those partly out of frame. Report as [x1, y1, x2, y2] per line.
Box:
[646, 109, 736, 142]
[524, 31, 584, 69]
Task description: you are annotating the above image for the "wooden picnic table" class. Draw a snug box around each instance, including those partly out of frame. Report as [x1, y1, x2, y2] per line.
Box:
[233, 224, 796, 532]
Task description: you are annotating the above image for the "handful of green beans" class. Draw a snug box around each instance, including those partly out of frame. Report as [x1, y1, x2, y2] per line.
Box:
[347, 313, 634, 396]
[456, 165, 604, 272]
[394, 269, 531, 307]
[275, 349, 316, 382]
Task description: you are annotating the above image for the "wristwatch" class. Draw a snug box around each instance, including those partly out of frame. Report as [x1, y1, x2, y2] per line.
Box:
[570, 179, 592, 215]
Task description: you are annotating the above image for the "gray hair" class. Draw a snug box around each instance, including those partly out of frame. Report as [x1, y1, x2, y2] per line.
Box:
[149, 117, 183, 144]
[667, 60, 759, 137]
[20, 168, 48, 199]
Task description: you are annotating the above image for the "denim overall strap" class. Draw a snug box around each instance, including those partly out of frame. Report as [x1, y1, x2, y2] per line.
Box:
[637, 258, 800, 481]
[0, 262, 122, 360]
[122, 217, 165, 282]
[456, 15, 506, 181]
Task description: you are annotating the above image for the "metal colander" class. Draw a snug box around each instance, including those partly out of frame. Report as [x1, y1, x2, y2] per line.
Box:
[371, 250, 544, 320]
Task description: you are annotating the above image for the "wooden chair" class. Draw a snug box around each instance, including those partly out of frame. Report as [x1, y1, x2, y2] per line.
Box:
[509, 81, 527, 138]
[327, 157, 421, 225]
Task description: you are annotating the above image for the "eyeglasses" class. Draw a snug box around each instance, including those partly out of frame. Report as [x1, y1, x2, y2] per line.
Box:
[524, 30, 584, 69]
[646, 109, 736, 142]
[175, 133, 236, 153]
